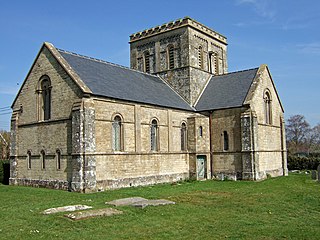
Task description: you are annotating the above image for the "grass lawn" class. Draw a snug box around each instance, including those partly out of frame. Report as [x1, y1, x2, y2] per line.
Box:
[0, 173, 319, 240]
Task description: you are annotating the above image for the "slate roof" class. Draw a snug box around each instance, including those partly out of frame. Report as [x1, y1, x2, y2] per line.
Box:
[58, 50, 194, 111]
[195, 68, 258, 111]
[57, 48, 258, 113]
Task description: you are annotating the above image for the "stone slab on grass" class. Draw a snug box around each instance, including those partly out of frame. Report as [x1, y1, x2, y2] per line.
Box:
[64, 208, 123, 220]
[131, 199, 176, 208]
[106, 197, 148, 206]
[42, 205, 92, 215]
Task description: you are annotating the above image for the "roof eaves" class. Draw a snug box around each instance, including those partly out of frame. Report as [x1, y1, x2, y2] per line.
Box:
[91, 93, 195, 112]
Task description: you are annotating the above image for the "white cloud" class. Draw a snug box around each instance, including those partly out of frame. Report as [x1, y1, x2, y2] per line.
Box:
[281, 17, 311, 31]
[233, 19, 274, 28]
[297, 42, 320, 55]
[235, 0, 276, 21]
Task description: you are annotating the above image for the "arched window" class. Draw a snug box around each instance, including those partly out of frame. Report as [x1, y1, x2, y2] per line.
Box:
[167, 45, 174, 69]
[27, 151, 32, 169]
[199, 126, 203, 137]
[264, 91, 272, 124]
[38, 76, 52, 121]
[198, 46, 203, 69]
[151, 119, 159, 151]
[41, 150, 46, 169]
[144, 51, 150, 73]
[181, 123, 187, 151]
[112, 115, 122, 151]
[208, 52, 213, 74]
[223, 131, 229, 151]
[56, 149, 61, 170]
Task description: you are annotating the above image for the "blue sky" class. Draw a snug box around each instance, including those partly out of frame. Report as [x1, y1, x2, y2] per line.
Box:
[0, 0, 319, 130]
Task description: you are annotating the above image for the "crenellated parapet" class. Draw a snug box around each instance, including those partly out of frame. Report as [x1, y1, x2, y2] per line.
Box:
[130, 17, 227, 44]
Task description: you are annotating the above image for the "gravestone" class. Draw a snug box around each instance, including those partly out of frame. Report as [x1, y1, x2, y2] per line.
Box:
[65, 208, 123, 220]
[42, 205, 92, 215]
[106, 197, 176, 208]
[311, 170, 317, 180]
[131, 199, 176, 208]
[106, 197, 147, 206]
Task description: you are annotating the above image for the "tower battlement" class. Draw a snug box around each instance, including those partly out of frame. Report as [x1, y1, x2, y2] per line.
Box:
[130, 17, 227, 44]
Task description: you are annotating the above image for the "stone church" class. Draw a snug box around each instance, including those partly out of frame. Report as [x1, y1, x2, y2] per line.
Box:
[10, 17, 288, 192]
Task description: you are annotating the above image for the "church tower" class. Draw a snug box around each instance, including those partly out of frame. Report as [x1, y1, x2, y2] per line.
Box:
[129, 17, 228, 106]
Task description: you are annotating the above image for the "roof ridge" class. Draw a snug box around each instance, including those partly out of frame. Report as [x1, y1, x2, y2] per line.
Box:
[217, 67, 259, 76]
[56, 48, 159, 78]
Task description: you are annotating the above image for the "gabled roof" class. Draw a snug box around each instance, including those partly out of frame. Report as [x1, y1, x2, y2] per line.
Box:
[57, 49, 194, 111]
[12, 42, 276, 114]
[195, 68, 259, 111]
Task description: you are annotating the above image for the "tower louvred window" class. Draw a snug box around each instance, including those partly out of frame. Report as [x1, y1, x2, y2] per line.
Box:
[168, 45, 174, 69]
[144, 51, 150, 73]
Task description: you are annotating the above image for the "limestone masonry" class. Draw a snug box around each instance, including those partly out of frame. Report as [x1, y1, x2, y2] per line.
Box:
[10, 17, 288, 192]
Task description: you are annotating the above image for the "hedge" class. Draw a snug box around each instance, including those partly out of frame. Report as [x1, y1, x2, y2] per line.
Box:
[287, 155, 320, 170]
[0, 160, 10, 184]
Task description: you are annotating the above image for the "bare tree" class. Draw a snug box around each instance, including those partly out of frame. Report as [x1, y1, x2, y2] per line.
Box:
[0, 130, 10, 159]
[310, 123, 320, 153]
[286, 115, 311, 154]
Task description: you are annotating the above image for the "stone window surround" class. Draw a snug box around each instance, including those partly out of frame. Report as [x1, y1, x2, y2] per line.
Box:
[198, 46, 203, 69]
[112, 114, 124, 152]
[167, 44, 175, 70]
[181, 122, 187, 151]
[264, 89, 272, 125]
[199, 126, 203, 137]
[27, 150, 32, 169]
[150, 118, 159, 151]
[223, 131, 229, 151]
[56, 149, 61, 170]
[36, 75, 52, 122]
[143, 51, 150, 73]
[40, 150, 46, 170]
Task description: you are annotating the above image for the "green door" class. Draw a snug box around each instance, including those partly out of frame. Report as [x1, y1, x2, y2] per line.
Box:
[197, 155, 207, 179]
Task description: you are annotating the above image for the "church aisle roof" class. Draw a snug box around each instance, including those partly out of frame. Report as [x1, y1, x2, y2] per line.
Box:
[58, 49, 194, 111]
[195, 68, 259, 111]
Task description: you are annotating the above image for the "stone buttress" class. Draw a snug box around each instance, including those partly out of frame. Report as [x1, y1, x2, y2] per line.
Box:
[71, 99, 96, 192]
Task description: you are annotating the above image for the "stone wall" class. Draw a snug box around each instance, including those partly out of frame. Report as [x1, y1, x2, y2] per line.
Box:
[248, 66, 288, 178]
[10, 45, 82, 188]
[211, 108, 244, 179]
[93, 97, 197, 190]
[187, 116, 210, 179]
